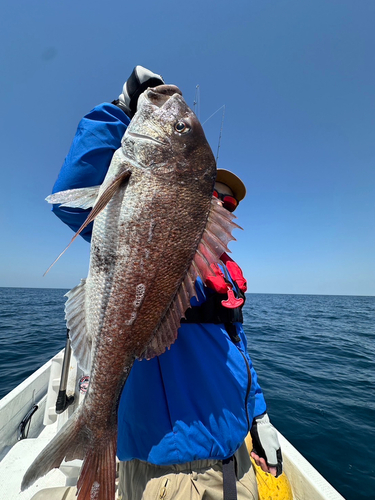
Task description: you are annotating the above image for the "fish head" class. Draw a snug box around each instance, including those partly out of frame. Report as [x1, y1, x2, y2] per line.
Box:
[121, 85, 216, 184]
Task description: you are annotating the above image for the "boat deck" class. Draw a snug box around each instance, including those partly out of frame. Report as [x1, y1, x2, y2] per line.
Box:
[0, 422, 68, 499]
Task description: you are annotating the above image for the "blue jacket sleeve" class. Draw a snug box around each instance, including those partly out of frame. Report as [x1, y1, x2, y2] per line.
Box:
[52, 103, 130, 242]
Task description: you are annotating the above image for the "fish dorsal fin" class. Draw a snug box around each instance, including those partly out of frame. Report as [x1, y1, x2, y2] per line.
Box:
[46, 186, 101, 209]
[140, 196, 242, 360]
[64, 279, 92, 373]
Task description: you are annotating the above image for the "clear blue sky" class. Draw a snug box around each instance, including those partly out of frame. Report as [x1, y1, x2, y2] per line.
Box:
[0, 0, 374, 295]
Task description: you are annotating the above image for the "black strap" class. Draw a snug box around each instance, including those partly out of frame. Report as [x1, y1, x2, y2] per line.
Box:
[222, 455, 237, 500]
[225, 322, 241, 343]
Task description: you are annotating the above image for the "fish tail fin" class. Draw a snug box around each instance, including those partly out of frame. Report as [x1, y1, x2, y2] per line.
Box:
[21, 411, 88, 492]
[76, 431, 117, 500]
[22, 412, 118, 499]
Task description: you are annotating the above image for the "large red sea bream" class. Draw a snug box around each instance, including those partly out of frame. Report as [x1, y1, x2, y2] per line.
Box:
[22, 85, 240, 500]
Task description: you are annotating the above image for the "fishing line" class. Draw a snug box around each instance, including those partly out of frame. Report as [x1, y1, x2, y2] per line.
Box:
[201, 104, 225, 127]
[201, 105, 226, 166]
[193, 84, 200, 119]
[195, 85, 226, 165]
[215, 105, 225, 165]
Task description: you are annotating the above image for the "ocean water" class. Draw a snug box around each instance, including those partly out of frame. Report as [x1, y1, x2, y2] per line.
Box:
[0, 288, 374, 499]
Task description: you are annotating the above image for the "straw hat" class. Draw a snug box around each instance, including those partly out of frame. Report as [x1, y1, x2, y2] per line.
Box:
[216, 169, 246, 202]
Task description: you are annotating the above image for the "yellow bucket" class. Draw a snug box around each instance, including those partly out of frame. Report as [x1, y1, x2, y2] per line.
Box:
[245, 433, 293, 500]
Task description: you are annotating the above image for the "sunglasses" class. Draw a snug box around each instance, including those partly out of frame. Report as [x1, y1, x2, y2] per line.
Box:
[213, 189, 238, 212]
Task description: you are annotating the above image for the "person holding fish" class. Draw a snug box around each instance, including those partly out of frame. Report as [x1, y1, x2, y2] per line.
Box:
[41, 67, 282, 500]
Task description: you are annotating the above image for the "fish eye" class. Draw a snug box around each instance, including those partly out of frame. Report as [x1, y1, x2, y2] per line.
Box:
[174, 121, 190, 134]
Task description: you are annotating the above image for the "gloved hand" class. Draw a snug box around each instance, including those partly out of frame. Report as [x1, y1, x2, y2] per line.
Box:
[250, 412, 283, 477]
[116, 65, 164, 118]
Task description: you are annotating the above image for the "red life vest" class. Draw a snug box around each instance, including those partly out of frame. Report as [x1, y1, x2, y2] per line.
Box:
[182, 253, 247, 331]
[205, 253, 247, 309]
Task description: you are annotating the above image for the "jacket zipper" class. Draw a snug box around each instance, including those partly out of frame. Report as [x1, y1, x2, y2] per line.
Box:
[221, 262, 252, 430]
[237, 346, 252, 431]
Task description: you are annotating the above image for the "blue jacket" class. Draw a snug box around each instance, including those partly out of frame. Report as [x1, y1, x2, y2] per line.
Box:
[52, 103, 267, 464]
[52, 103, 130, 241]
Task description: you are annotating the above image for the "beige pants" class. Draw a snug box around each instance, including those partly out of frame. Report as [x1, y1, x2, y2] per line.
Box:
[118, 442, 258, 500]
[31, 444, 257, 500]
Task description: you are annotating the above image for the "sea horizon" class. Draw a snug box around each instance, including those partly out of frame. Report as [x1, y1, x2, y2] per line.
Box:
[0, 286, 373, 298]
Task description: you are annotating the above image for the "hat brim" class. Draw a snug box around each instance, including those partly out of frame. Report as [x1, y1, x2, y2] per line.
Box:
[216, 169, 246, 202]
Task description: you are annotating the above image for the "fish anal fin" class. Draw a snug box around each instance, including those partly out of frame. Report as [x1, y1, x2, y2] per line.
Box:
[65, 279, 92, 373]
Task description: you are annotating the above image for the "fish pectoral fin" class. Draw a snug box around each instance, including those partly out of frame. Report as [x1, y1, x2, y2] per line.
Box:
[140, 196, 241, 360]
[65, 279, 92, 373]
[46, 185, 101, 209]
[44, 168, 132, 275]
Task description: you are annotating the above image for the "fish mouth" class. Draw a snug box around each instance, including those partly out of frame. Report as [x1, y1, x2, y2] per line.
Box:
[126, 85, 182, 146]
[127, 131, 166, 145]
[129, 85, 183, 145]
[144, 84, 183, 108]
